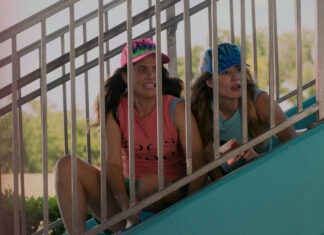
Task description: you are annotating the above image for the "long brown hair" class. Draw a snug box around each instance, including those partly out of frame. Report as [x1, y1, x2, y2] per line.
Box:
[93, 66, 183, 126]
[191, 68, 268, 151]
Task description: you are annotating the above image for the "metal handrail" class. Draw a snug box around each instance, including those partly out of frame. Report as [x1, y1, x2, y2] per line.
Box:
[86, 103, 320, 233]
[0, 0, 126, 67]
[0, 0, 213, 117]
[0, 0, 182, 99]
[2, 0, 321, 234]
[0, 0, 128, 43]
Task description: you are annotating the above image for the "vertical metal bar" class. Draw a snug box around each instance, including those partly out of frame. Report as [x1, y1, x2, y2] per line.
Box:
[315, 0, 324, 119]
[104, 11, 111, 76]
[69, 5, 78, 235]
[272, 0, 280, 101]
[166, 4, 178, 77]
[62, 89, 69, 155]
[40, 19, 49, 235]
[251, 0, 258, 85]
[82, 23, 92, 163]
[155, 0, 164, 191]
[17, 61, 26, 235]
[208, 4, 212, 47]
[11, 35, 20, 235]
[148, 0, 153, 30]
[295, 0, 303, 112]
[268, 0, 275, 129]
[211, 0, 220, 159]
[98, 0, 107, 221]
[229, 0, 235, 43]
[61, 35, 69, 155]
[183, 0, 192, 174]
[240, 0, 248, 144]
[126, 0, 136, 207]
[18, 127, 26, 235]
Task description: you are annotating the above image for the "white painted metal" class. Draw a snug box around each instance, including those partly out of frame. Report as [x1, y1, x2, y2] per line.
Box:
[183, 0, 193, 175]
[40, 19, 49, 235]
[0, 0, 322, 234]
[315, 0, 324, 119]
[69, 5, 78, 235]
[155, 0, 165, 191]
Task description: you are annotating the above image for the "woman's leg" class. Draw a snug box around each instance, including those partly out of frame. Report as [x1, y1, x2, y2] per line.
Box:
[54, 155, 125, 234]
[136, 174, 185, 213]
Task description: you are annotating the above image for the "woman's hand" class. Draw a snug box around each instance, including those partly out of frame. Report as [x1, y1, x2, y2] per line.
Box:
[236, 148, 259, 162]
[227, 148, 259, 166]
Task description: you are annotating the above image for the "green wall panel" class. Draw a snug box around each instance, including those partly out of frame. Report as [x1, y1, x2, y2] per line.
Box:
[126, 123, 324, 235]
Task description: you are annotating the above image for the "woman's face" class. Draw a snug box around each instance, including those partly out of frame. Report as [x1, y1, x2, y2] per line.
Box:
[206, 65, 242, 100]
[126, 54, 158, 99]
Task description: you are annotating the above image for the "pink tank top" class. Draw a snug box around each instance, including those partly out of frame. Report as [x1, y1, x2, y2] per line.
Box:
[118, 95, 186, 181]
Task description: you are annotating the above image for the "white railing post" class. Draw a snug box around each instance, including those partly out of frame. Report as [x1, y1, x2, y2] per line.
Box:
[69, 4, 78, 234]
[155, 0, 165, 191]
[11, 34, 20, 235]
[251, 0, 258, 85]
[295, 0, 303, 112]
[315, 0, 324, 120]
[183, 0, 193, 175]
[240, 0, 248, 144]
[98, 0, 107, 222]
[166, 4, 178, 77]
[211, 0, 220, 158]
[40, 19, 49, 234]
[268, 0, 276, 129]
[126, 0, 136, 208]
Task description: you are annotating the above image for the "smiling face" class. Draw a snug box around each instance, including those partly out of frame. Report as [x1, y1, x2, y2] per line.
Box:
[206, 65, 242, 101]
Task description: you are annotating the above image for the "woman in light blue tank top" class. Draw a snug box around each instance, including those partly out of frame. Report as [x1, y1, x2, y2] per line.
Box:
[192, 43, 296, 178]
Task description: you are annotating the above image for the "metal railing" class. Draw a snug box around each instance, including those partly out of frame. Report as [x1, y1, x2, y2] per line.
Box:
[1, 0, 324, 234]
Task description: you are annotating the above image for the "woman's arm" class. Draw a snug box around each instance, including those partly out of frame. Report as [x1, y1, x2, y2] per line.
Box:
[174, 101, 207, 194]
[106, 112, 139, 226]
[106, 112, 129, 208]
[255, 92, 297, 142]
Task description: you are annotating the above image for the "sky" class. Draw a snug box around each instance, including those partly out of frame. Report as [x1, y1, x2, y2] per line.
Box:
[0, 0, 315, 34]
[0, 0, 316, 114]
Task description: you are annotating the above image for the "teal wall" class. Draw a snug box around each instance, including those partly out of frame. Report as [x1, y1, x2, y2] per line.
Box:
[126, 123, 324, 235]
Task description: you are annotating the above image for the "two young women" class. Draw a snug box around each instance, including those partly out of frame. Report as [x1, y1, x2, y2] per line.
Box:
[55, 39, 296, 233]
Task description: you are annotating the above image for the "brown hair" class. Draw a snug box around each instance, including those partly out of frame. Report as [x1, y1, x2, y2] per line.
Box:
[191, 68, 268, 151]
[93, 66, 183, 126]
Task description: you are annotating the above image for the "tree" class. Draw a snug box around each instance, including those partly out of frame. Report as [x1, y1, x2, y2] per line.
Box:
[0, 99, 101, 173]
[0, 113, 13, 173]
[177, 45, 205, 81]
[176, 28, 315, 106]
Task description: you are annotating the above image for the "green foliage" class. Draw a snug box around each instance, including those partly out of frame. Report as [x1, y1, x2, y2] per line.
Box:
[192, 45, 205, 79]
[0, 26, 317, 235]
[1, 28, 316, 174]
[176, 45, 205, 81]
[177, 28, 316, 106]
[0, 189, 65, 234]
[0, 113, 12, 173]
[0, 100, 102, 173]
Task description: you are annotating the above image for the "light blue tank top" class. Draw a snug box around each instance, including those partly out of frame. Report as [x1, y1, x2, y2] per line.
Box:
[218, 88, 274, 173]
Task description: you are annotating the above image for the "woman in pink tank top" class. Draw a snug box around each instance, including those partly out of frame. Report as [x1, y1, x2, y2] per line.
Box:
[55, 38, 207, 234]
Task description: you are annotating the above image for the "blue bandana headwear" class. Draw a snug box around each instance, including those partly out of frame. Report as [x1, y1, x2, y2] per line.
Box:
[200, 43, 242, 74]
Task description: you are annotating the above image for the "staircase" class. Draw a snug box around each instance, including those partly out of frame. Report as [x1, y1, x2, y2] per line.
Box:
[1, 0, 324, 234]
[126, 120, 324, 235]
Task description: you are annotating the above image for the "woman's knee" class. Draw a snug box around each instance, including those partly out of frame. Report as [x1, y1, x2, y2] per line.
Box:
[54, 155, 72, 176]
